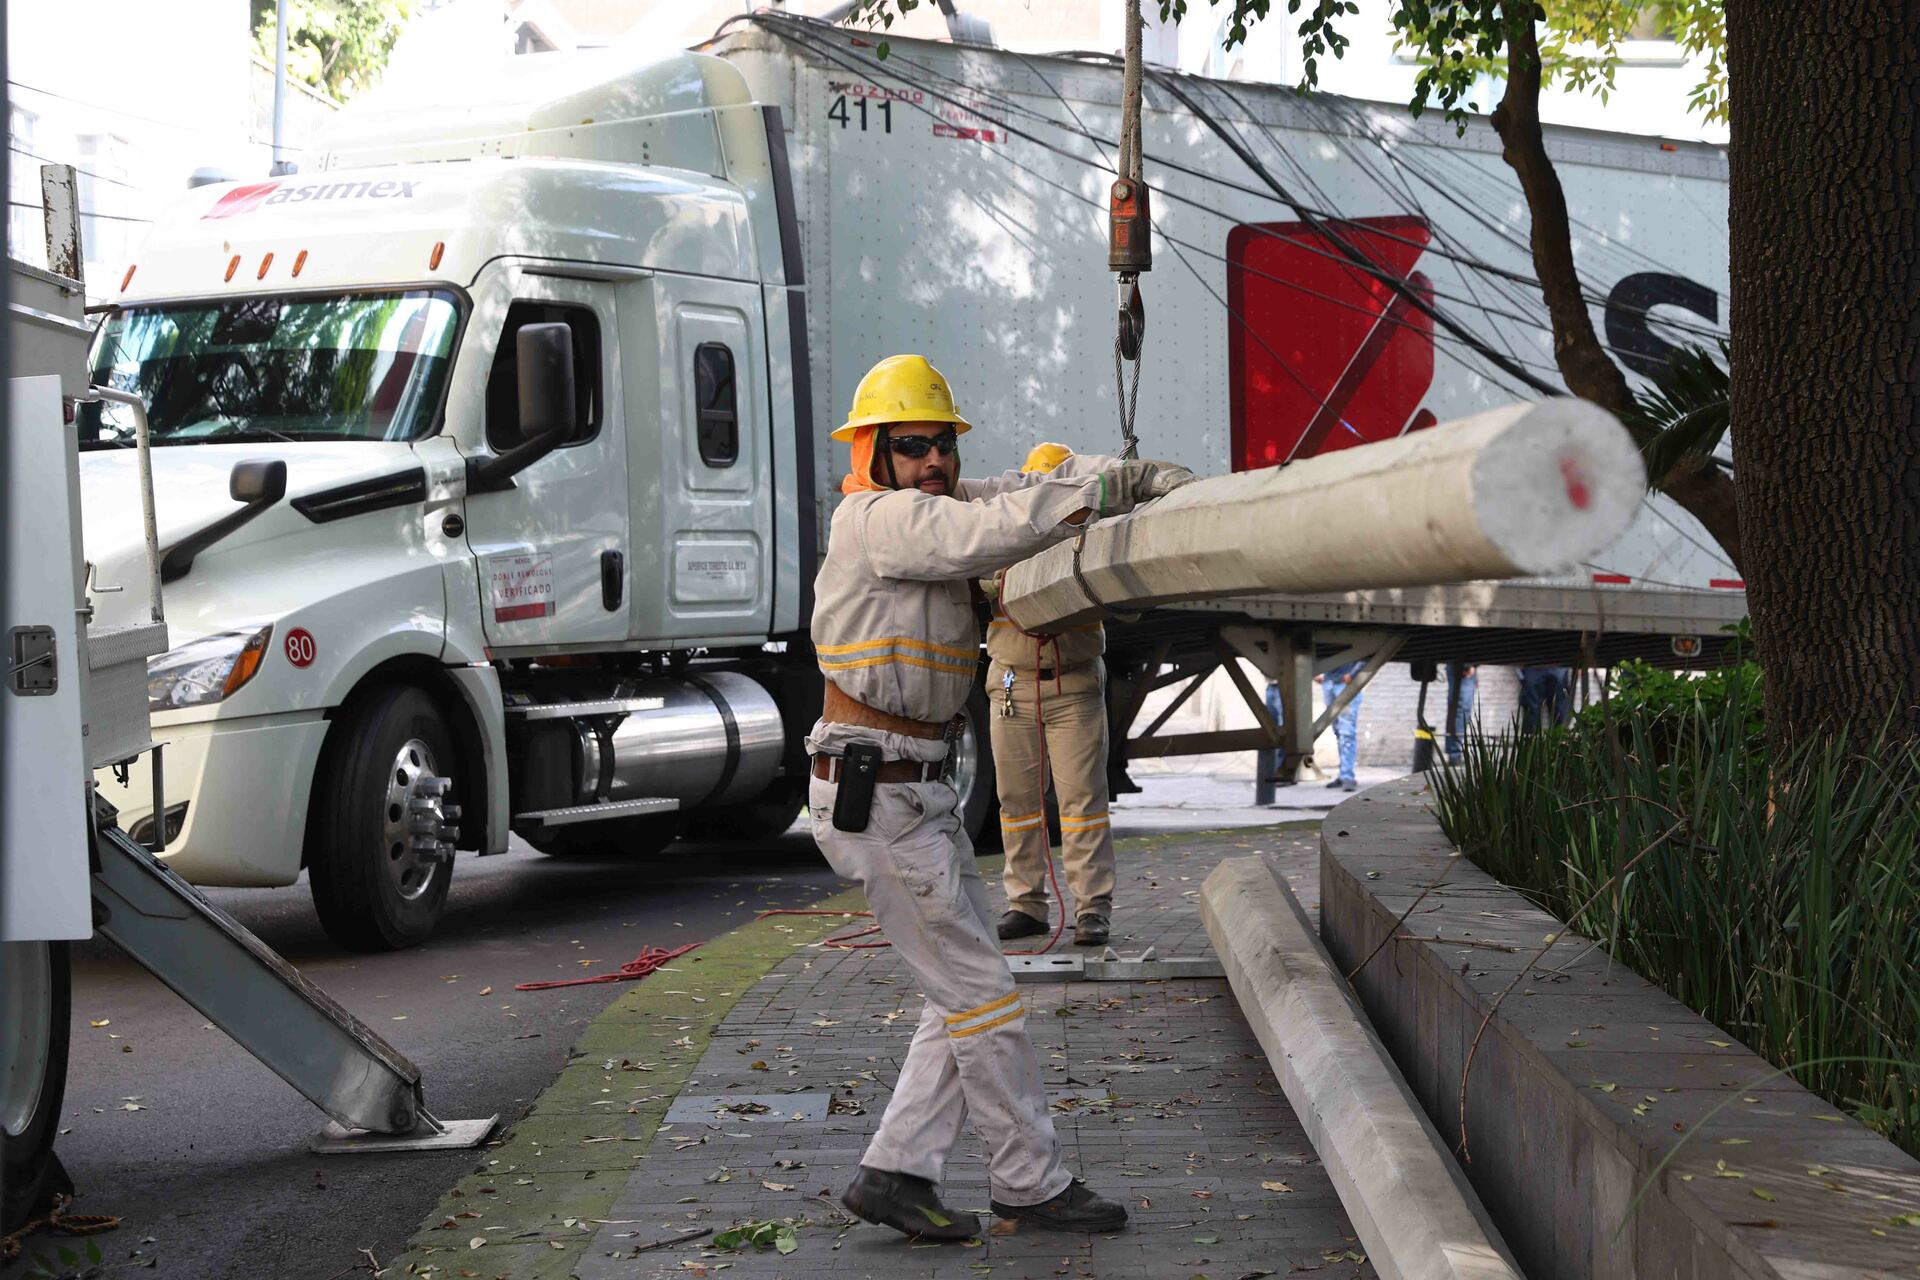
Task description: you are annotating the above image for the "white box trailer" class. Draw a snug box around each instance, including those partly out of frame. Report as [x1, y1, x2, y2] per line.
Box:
[75, 17, 1742, 949]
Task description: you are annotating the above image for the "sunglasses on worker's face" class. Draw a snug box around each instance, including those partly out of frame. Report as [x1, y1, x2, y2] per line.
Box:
[885, 429, 959, 459]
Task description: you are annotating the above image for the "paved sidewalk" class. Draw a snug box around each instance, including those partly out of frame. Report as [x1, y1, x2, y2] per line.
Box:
[391, 825, 1374, 1280]
[594, 826, 1366, 1280]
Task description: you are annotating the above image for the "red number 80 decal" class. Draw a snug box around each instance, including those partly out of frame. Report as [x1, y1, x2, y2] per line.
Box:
[284, 628, 317, 668]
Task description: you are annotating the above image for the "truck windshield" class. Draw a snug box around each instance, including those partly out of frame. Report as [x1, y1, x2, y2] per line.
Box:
[83, 289, 460, 448]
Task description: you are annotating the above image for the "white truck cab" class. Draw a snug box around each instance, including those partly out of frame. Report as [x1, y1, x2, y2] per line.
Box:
[86, 51, 828, 948]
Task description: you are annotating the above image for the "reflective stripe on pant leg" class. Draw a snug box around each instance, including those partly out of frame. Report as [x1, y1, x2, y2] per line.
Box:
[831, 781, 1067, 1205]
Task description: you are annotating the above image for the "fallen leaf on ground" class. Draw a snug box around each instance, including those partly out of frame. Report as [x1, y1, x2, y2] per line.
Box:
[89, 1019, 110, 1028]
[1259, 1181, 1293, 1193]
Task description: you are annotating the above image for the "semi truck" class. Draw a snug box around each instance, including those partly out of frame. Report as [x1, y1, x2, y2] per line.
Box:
[77, 15, 1744, 950]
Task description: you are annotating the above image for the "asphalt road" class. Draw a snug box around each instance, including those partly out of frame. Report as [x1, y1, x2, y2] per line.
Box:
[52, 831, 846, 1280]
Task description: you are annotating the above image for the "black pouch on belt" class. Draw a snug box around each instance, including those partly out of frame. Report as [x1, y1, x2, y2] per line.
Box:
[831, 742, 884, 833]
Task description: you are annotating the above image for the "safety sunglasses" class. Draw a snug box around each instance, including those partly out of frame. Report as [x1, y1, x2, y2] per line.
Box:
[885, 429, 959, 458]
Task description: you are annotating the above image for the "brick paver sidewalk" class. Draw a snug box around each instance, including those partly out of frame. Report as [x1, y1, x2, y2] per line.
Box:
[573, 827, 1375, 1280]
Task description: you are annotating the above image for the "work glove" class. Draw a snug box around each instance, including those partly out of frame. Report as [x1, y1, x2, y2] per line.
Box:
[1105, 458, 1197, 514]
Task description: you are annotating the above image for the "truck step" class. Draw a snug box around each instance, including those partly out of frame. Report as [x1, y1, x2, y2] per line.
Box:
[90, 811, 496, 1146]
[504, 696, 667, 721]
[513, 796, 680, 828]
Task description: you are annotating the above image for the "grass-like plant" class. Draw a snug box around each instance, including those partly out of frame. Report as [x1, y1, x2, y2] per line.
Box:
[1431, 662, 1919, 1158]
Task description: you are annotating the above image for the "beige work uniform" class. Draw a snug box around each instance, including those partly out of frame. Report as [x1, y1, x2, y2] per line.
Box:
[807, 457, 1117, 1207]
[985, 607, 1113, 923]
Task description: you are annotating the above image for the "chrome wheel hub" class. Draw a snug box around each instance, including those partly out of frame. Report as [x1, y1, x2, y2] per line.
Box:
[381, 738, 459, 903]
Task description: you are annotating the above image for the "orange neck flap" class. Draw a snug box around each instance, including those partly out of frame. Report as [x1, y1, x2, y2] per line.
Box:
[841, 425, 891, 494]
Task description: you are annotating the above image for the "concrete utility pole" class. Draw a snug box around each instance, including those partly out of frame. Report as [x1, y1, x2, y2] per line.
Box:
[1000, 400, 1645, 633]
[270, 0, 293, 176]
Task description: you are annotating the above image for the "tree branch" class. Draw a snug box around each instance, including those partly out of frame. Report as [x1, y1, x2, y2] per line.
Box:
[1488, 2, 1743, 572]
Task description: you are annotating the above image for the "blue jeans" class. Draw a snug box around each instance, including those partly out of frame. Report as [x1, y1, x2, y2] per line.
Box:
[1323, 675, 1361, 784]
[1445, 666, 1478, 763]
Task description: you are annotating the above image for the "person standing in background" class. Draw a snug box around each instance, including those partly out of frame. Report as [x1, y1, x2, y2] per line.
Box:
[990, 443, 1118, 949]
[1320, 661, 1365, 791]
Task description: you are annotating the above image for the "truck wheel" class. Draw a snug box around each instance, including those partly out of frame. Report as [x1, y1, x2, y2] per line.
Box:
[2, 941, 73, 1234]
[523, 813, 684, 859]
[308, 686, 457, 952]
[682, 778, 805, 844]
[955, 681, 1000, 850]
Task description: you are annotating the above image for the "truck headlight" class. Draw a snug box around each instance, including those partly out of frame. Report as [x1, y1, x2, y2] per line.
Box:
[147, 626, 273, 710]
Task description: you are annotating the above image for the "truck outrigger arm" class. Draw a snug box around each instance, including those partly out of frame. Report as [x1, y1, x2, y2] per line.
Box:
[88, 799, 497, 1153]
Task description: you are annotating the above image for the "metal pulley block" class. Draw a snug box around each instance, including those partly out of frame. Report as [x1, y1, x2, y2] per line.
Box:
[1107, 177, 1152, 275]
[1116, 278, 1146, 362]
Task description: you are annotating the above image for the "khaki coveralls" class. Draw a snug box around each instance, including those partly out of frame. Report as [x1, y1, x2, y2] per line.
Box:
[985, 608, 1114, 925]
[807, 457, 1117, 1208]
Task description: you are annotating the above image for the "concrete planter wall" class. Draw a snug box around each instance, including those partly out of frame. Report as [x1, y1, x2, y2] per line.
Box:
[1319, 778, 1920, 1280]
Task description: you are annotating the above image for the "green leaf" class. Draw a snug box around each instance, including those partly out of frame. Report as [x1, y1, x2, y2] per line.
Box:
[85, 1241, 103, 1265]
[775, 1226, 800, 1254]
[1750, 1187, 1776, 1202]
[918, 1205, 953, 1227]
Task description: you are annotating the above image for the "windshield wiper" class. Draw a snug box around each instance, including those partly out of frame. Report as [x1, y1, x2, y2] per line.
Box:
[203, 424, 298, 444]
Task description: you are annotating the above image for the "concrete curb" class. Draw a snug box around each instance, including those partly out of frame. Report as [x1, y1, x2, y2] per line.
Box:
[1321, 778, 1920, 1280]
[1201, 856, 1524, 1280]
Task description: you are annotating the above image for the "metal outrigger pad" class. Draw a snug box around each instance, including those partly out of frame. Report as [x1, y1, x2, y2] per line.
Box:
[310, 1108, 499, 1155]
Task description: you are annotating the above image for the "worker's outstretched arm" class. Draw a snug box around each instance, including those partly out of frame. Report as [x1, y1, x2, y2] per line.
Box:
[860, 459, 1196, 582]
[857, 477, 1101, 582]
[954, 451, 1119, 502]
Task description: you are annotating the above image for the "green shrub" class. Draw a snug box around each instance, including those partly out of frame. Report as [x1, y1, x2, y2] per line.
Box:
[1432, 668, 1919, 1158]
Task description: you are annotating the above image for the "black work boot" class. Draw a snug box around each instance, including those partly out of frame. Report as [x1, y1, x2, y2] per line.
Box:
[841, 1166, 981, 1241]
[1073, 913, 1110, 947]
[991, 1180, 1129, 1232]
[997, 910, 1047, 941]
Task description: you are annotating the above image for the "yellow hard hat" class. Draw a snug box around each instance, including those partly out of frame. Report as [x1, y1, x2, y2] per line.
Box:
[1022, 442, 1073, 474]
[833, 354, 973, 441]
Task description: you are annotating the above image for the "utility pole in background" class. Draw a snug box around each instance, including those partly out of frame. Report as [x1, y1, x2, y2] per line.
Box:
[270, 0, 293, 175]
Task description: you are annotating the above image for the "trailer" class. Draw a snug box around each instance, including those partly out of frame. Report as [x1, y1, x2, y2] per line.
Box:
[74, 17, 1741, 950]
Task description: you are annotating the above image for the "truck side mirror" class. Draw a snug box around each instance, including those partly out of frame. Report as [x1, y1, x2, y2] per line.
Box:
[160, 459, 288, 584]
[229, 458, 288, 504]
[469, 324, 578, 494]
[516, 322, 576, 445]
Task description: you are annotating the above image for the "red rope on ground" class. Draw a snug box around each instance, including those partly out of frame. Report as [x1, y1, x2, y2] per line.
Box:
[514, 942, 701, 991]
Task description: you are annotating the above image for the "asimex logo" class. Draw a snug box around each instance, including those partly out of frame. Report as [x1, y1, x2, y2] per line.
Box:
[204, 178, 422, 220]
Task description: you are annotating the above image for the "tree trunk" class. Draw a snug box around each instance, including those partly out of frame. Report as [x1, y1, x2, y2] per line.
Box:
[1489, 4, 1744, 572]
[1726, 5, 1920, 747]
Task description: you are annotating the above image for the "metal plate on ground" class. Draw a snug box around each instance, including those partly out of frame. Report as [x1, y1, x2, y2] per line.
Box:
[665, 1092, 830, 1124]
[1008, 954, 1087, 981]
[310, 1114, 498, 1154]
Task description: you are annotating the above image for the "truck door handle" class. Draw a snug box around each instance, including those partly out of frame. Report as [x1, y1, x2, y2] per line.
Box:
[601, 551, 624, 612]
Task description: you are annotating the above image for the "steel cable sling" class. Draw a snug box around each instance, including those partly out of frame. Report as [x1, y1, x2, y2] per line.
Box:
[1109, 0, 1150, 460]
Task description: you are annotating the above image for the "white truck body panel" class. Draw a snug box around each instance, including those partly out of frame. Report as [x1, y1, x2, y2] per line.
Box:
[2, 376, 92, 940]
[712, 27, 1740, 610]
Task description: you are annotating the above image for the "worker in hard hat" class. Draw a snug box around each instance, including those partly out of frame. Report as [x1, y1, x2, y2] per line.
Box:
[986, 443, 1117, 948]
[810, 355, 1192, 1240]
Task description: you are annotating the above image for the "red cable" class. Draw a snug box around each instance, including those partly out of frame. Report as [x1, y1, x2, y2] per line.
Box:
[514, 942, 701, 991]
